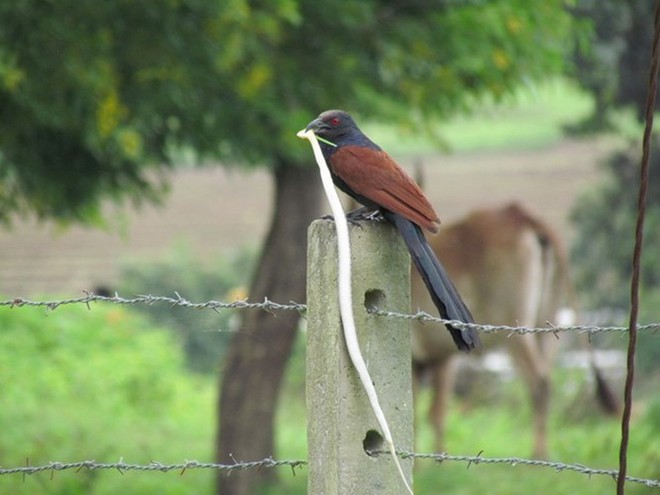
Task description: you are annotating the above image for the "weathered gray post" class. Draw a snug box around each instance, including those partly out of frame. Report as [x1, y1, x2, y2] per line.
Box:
[306, 219, 414, 494]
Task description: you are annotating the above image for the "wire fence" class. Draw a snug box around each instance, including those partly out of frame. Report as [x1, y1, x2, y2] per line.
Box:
[3, 293, 660, 336]
[0, 292, 659, 489]
[0, 458, 307, 478]
[1, 452, 658, 489]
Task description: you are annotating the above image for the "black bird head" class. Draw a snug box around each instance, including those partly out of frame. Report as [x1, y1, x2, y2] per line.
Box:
[305, 109, 359, 141]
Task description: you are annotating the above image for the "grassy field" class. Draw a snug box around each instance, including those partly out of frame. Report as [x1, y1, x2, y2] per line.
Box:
[364, 78, 597, 154]
[2, 334, 657, 495]
[268, 338, 660, 495]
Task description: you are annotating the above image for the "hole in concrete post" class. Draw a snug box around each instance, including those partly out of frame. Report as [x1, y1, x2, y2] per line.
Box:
[364, 289, 385, 314]
[363, 429, 385, 457]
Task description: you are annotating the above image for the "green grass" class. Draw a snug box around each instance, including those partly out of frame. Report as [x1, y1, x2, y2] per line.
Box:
[363, 78, 639, 155]
[271, 363, 659, 495]
[1, 305, 658, 495]
[274, 408, 656, 495]
[268, 338, 660, 495]
[440, 79, 591, 152]
[422, 403, 658, 495]
[0, 304, 218, 495]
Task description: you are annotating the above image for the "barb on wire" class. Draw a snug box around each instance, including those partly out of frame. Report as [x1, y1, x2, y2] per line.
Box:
[390, 451, 660, 489]
[369, 308, 660, 336]
[2, 294, 660, 336]
[0, 458, 307, 477]
[3, 453, 658, 489]
[0, 293, 307, 315]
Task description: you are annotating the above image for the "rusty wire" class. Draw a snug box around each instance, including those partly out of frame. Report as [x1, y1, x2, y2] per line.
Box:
[617, 1, 660, 494]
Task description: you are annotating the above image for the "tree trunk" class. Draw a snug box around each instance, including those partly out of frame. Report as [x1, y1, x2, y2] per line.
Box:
[216, 160, 323, 495]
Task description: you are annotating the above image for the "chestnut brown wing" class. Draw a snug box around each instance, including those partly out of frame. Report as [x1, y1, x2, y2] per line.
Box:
[330, 146, 441, 233]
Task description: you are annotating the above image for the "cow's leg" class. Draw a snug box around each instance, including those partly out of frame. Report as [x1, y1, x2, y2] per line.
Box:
[508, 334, 551, 459]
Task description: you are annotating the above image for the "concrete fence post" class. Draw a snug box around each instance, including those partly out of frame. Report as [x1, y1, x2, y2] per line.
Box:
[306, 219, 414, 494]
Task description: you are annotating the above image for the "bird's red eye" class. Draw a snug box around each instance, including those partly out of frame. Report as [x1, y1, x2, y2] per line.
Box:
[330, 117, 340, 126]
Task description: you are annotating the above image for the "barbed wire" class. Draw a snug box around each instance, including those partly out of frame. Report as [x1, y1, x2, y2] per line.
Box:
[1, 293, 659, 488]
[2, 293, 659, 336]
[393, 451, 660, 488]
[369, 308, 660, 336]
[1, 452, 658, 488]
[0, 293, 306, 315]
[0, 457, 306, 477]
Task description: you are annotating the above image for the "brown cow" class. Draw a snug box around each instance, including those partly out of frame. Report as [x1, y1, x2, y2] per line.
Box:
[411, 202, 569, 459]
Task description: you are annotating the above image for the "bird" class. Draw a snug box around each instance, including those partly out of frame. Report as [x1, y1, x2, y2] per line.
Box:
[304, 109, 480, 352]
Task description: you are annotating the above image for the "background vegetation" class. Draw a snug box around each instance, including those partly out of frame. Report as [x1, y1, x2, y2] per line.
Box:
[0, 302, 657, 495]
[0, 304, 216, 494]
[0, 0, 575, 224]
[118, 244, 255, 374]
[568, 0, 660, 373]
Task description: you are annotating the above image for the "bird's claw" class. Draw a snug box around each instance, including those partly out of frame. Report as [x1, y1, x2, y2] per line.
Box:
[320, 206, 384, 228]
[320, 213, 364, 228]
[346, 206, 385, 223]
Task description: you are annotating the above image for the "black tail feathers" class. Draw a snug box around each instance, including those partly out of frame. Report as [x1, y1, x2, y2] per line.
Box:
[386, 212, 480, 352]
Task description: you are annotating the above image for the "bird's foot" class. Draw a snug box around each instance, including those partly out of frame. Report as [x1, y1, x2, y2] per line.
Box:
[320, 206, 385, 228]
[346, 206, 385, 222]
[320, 213, 364, 228]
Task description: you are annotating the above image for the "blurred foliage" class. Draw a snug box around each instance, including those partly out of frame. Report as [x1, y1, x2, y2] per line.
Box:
[0, 301, 657, 493]
[570, 139, 660, 371]
[0, 0, 577, 223]
[569, 0, 660, 373]
[118, 244, 256, 374]
[569, 0, 655, 131]
[0, 303, 216, 494]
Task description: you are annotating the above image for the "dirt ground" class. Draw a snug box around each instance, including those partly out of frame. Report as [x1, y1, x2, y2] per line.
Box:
[0, 136, 620, 297]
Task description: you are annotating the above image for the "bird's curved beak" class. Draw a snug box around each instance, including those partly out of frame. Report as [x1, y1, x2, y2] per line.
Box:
[300, 117, 337, 147]
[305, 117, 328, 133]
